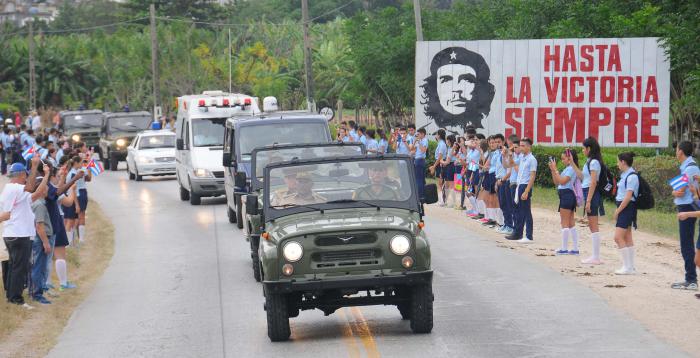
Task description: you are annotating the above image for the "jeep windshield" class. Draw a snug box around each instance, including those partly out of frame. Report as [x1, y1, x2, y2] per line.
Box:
[265, 158, 417, 220]
[193, 117, 226, 147]
[238, 122, 329, 161]
[64, 114, 102, 129]
[108, 116, 151, 132]
[252, 144, 364, 189]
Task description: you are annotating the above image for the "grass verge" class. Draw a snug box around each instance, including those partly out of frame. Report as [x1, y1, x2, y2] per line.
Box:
[0, 200, 115, 357]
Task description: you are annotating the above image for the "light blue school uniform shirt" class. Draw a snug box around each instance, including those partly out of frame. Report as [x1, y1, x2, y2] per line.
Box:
[69, 168, 89, 192]
[488, 151, 497, 174]
[675, 157, 700, 206]
[582, 159, 601, 189]
[509, 153, 522, 184]
[349, 130, 359, 142]
[516, 153, 537, 185]
[558, 165, 576, 190]
[493, 151, 506, 179]
[396, 138, 411, 155]
[414, 138, 428, 160]
[434, 140, 447, 161]
[378, 139, 388, 154]
[467, 149, 480, 171]
[616, 168, 639, 202]
[359, 135, 367, 145]
[56, 148, 64, 163]
[341, 135, 351, 143]
[366, 138, 379, 154]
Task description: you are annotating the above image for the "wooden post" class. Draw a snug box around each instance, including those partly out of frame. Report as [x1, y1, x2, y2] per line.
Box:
[301, 0, 315, 112]
[413, 0, 423, 42]
[149, 4, 160, 118]
[337, 99, 343, 124]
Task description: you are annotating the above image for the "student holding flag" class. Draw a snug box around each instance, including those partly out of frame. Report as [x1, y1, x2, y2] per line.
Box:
[670, 141, 699, 291]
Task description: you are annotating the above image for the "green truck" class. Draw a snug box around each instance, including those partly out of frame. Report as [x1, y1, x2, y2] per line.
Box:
[59, 110, 103, 148]
[99, 111, 153, 171]
[246, 154, 438, 341]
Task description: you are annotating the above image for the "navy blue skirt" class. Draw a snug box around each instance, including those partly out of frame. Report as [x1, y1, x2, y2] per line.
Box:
[558, 189, 577, 211]
[78, 189, 88, 212]
[582, 187, 605, 216]
[441, 163, 455, 181]
[62, 204, 77, 219]
[615, 201, 637, 229]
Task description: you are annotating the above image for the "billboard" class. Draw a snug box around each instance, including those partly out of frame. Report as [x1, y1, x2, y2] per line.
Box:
[415, 38, 670, 147]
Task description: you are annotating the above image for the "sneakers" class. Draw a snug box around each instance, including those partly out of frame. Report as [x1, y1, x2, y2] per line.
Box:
[45, 290, 60, 298]
[32, 295, 52, 305]
[516, 238, 533, 244]
[466, 210, 478, 217]
[671, 281, 698, 291]
[505, 233, 522, 241]
[555, 249, 569, 255]
[21, 303, 34, 310]
[496, 226, 509, 234]
[59, 282, 77, 290]
[614, 267, 636, 275]
[472, 214, 484, 220]
[581, 256, 603, 265]
[568, 250, 580, 256]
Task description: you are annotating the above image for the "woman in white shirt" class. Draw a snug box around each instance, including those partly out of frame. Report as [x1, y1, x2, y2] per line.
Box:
[548, 149, 579, 255]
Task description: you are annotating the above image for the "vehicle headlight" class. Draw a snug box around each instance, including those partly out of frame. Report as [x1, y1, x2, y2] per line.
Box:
[282, 241, 303, 262]
[193, 168, 212, 178]
[389, 235, 411, 255]
[116, 138, 126, 147]
[71, 134, 80, 142]
[137, 156, 154, 164]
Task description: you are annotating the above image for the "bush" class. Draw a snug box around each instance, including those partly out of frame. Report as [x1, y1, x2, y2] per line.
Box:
[634, 156, 679, 212]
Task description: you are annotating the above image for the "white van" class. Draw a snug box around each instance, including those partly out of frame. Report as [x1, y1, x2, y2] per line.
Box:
[175, 91, 260, 205]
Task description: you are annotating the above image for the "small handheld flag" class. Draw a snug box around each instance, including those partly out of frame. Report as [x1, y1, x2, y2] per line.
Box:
[669, 174, 689, 191]
[22, 146, 35, 161]
[86, 159, 104, 176]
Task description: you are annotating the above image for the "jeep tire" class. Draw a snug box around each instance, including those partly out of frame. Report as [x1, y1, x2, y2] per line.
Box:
[251, 235, 261, 282]
[235, 199, 243, 229]
[264, 291, 290, 342]
[396, 287, 411, 320]
[409, 284, 434, 334]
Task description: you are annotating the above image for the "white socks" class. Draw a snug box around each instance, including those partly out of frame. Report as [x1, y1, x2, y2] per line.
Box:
[56, 259, 68, 286]
[496, 209, 504, 226]
[570, 228, 579, 251]
[67, 229, 74, 245]
[560, 228, 570, 250]
[478, 200, 486, 215]
[627, 246, 635, 270]
[78, 225, 86, 243]
[591, 232, 601, 260]
[469, 197, 477, 211]
[616, 247, 636, 274]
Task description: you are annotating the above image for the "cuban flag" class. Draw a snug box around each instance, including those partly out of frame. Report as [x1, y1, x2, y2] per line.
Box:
[669, 174, 689, 191]
[86, 159, 104, 176]
[22, 146, 35, 161]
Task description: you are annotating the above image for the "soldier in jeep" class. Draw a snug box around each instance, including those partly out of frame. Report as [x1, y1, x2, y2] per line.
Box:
[354, 164, 400, 201]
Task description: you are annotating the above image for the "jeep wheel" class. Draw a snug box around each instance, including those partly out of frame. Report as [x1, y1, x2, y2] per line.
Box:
[265, 292, 290, 342]
[235, 199, 243, 229]
[179, 185, 190, 201]
[227, 206, 236, 223]
[396, 287, 411, 320]
[409, 285, 434, 334]
[252, 250, 261, 282]
[109, 156, 119, 171]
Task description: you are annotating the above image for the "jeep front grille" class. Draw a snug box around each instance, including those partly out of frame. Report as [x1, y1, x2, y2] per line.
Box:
[315, 233, 376, 246]
[312, 249, 381, 268]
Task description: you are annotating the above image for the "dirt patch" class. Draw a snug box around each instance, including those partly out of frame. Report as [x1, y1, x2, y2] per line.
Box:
[427, 204, 700, 356]
[0, 200, 115, 358]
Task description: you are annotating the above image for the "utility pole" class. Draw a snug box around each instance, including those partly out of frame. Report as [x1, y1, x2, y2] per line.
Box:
[149, 4, 159, 118]
[413, 0, 423, 42]
[228, 27, 232, 93]
[28, 19, 36, 111]
[301, 0, 315, 112]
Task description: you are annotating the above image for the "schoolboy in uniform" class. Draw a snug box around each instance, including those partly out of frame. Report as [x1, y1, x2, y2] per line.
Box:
[671, 141, 699, 290]
[507, 138, 536, 243]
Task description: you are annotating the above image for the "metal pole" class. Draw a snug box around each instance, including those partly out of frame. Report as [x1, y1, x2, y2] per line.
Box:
[413, 0, 423, 42]
[228, 27, 232, 93]
[28, 19, 36, 110]
[301, 0, 315, 112]
[149, 4, 159, 117]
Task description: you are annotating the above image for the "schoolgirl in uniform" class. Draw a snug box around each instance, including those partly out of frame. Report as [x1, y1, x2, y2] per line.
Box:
[549, 149, 580, 255]
[430, 129, 448, 206]
[440, 135, 457, 207]
[613, 152, 639, 275]
[573, 137, 606, 264]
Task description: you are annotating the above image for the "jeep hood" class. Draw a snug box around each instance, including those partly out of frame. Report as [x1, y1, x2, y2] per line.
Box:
[268, 208, 420, 239]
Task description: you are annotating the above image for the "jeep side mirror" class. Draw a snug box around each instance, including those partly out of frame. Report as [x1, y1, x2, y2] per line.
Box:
[246, 194, 259, 214]
[422, 184, 438, 204]
[176, 138, 184, 150]
[234, 171, 247, 189]
[222, 152, 232, 167]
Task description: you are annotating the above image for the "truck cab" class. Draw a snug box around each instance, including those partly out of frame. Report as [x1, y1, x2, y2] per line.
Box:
[175, 91, 260, 206]
[99, 111, 153, 171]
[222, 111, 332, 228]
[59, 109, 103, 149]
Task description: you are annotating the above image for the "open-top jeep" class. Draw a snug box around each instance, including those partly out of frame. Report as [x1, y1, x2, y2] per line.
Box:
[248, 155, 438, 341]
[242, 142, 365, 282]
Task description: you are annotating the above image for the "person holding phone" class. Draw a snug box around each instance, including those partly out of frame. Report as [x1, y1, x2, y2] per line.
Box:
[506, 138, 537, 243]
[549, 149, 580, 254]
[572, 137, 605, 264]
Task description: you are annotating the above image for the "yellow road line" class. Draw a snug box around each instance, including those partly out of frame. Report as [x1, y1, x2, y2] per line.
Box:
[338, 308, 362, 358]
[350, 307, 381, 358]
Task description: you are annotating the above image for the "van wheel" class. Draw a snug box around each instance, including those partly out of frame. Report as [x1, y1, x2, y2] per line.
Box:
[410, 285, 434, 334]
[227, 206, 237, 223]
[179, 185, 190, 201]
[189, 192, 201, 205]
[109, 156, 119, 171]
[235, 199, 243, 229]
[265, 291, 290, 342]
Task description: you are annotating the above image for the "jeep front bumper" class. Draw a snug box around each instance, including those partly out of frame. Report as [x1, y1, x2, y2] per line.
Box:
[263, 270, 432, 294]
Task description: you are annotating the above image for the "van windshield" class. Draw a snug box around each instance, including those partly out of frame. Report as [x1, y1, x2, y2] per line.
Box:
[238, 123, 329, 160]
[192, 117, 226, 147]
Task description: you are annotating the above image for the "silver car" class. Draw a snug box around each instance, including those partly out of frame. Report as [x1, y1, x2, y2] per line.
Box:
[126, 130, 177, 181]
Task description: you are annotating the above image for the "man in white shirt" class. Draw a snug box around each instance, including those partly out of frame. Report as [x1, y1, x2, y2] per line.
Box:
[1, 157, 49, 308]
[31, 111, 41, 132]
[506, 137, 537, 243]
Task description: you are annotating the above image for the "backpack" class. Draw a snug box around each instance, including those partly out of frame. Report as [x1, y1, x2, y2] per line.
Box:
[626, 172, 654, 210]
[573, 178, 584, 207]
[587, 160, 616, 199]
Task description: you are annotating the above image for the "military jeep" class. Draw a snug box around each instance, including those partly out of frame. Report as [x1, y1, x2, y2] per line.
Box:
[99, 111, 152, 171]
[243, 142, 365, 282]
[248, 155, 438, 342]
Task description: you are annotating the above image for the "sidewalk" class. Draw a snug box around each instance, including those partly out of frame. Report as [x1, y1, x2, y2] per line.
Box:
[426, 204, 700, 356]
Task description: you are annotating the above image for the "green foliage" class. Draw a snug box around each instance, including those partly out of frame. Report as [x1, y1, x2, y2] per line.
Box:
[633, 156, 679, 212]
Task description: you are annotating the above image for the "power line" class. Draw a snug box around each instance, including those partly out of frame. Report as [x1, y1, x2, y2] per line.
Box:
[308, 0, 358, 22]
[155, 17, 294, 27]
[0, 17, 149, 37]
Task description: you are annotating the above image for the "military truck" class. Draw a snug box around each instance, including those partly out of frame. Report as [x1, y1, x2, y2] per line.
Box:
[58, 110, 103, 148]
[247, 154, 438, 341]
[242, 142, 365, 282]
[99, 111, 153, 171]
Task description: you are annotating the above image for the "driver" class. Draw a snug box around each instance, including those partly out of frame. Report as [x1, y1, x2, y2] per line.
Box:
[353, 164, 399, 200]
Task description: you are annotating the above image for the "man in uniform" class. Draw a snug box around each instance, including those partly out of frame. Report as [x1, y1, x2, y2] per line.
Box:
[271, 168, 324, 206]
[354, 164, 399, 200]
[270, 169, 298, 206]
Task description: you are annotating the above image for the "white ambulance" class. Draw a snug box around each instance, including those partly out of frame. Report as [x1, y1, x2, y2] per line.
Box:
[175, 91, 260, 205]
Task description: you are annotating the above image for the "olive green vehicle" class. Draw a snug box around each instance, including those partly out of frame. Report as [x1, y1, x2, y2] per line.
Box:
[245, 154, 438, 342]
[59, 110, 104, 148]
[242, 142, 365, 282]
[99, 111, 152, 171]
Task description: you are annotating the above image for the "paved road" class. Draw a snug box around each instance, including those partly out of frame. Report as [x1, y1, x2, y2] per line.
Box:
[48, 170, 686, 358]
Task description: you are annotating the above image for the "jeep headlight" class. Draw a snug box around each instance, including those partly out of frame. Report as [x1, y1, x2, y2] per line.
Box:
[71, 134, 80, 142]
[194, 168, 212, 178]
[283, 241, 303, 262]
[116, 138, 126, 147]
[389, 235, 411, 255]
